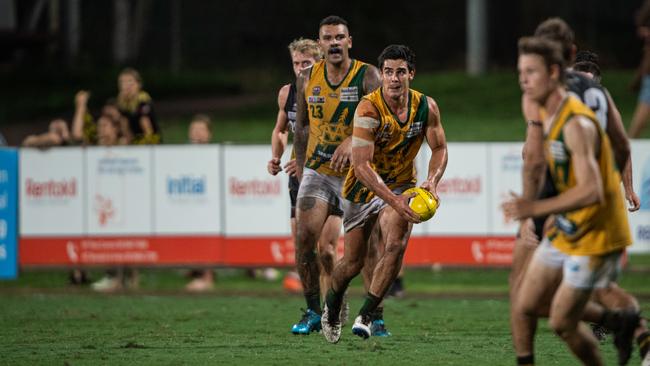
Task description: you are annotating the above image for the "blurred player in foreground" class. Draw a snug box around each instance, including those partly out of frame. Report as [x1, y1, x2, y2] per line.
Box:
[504, 36, 638, 366]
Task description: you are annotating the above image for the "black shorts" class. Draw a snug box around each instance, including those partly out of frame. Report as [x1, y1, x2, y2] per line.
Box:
[289, 175, 299, 218]
[533, 169, 558, 238]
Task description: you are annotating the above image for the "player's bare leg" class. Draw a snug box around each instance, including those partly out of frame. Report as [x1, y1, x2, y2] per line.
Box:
[351, 208, 411, 339]
[321, 220, 374, 343]
[592, 283, 650, 363]
[548, 284, 603, 365]
[512, 255, 562, 365]
[367, 208, 411, 298]
[362, 220, 391, 336]
[291, 197, 332, 335]
[317, 215, 342, 300]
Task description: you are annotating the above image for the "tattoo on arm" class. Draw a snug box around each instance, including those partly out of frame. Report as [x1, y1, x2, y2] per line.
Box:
[294, 70, 310, 170]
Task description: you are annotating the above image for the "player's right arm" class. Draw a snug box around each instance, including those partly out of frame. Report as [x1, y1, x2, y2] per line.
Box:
[351, 100, 420, 223]
[520, 94, 546, 200]
[603, 89, 640, 211]
[517, 94, 547, 240]
[268, 84, 290, 176]
[293, 68, 310, 181]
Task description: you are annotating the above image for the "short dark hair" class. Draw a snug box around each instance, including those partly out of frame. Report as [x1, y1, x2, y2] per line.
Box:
[573, 50, 601, 81]
[534, 17, 574, 63]
[378, 44, 416, 72]
[319, 15, 348, 30]
[575, 50, 599, 65]
[518, 36, 566, 83]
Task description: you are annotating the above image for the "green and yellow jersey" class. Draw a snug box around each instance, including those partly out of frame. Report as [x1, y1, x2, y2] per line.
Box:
[545, 96, 631, 256]
[304, 59, 369, 177]
[343, 88, 429, 204]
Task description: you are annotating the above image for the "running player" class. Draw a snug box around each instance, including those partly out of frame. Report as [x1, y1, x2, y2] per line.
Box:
[321, 44, 447, 343]
[291, 15, 381, 335]
[267, 38, 342, 297]
[509, 18, 648, 365]
[505, 36, 639, 366]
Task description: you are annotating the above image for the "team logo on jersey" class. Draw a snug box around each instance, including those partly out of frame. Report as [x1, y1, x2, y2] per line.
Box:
[308, 96, 325, 104]
[340, 87, 359, 102]
[549, 140, 567, 162]
[406, 121, 425, 138]
[312, 86, 321, 95]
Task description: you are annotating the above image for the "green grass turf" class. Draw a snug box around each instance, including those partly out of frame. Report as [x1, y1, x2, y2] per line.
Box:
[0, 293, 644, 365]
[1, 263, 649, 365]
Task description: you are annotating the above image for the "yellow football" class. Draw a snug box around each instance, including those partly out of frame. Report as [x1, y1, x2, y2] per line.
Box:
[402, 187, 439, 222]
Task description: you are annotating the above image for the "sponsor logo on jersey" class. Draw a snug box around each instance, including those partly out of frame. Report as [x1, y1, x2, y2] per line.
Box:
[340, 86, 359, 102]
[405, 121, 424, 138]
[549, 141, 567, 162]
[308, 96, 325, 104]
[312, 86, 321, 95]
[329, 93, 338, 98]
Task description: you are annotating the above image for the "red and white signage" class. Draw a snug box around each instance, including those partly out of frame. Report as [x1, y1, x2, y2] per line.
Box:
[223, 145, 290, 236]
[20, 148, 84, 235]
[16, 142, 650, 267]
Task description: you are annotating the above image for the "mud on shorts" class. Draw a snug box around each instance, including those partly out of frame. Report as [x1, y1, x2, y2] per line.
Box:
[343, 185, 413, 233]
[289, 175, 299, 218]
[533, 238, 623, 290]
[296, 168, 344, 217]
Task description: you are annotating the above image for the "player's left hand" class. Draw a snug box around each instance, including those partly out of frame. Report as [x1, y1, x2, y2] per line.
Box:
[419, 181, 440, 203]
[330, 137, 352, 172]
[501, 191, 534, 221]
[284, 159, 297, 177]
[625, 190, 641, 212]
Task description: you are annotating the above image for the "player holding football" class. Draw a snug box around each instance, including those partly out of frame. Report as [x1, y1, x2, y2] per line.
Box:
[291, 15, 382, 335]
[321, 44, 447, 343]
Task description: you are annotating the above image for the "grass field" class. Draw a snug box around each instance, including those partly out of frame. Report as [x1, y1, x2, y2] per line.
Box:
[2, 264, 649, 365]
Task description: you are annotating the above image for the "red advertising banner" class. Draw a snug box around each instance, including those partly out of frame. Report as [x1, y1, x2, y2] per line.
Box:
[19, 235, 515, 267]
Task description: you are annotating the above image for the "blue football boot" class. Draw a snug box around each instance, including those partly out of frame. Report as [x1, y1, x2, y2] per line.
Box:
[291, 308, 322, 335]
[370, 319, 392, 337]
